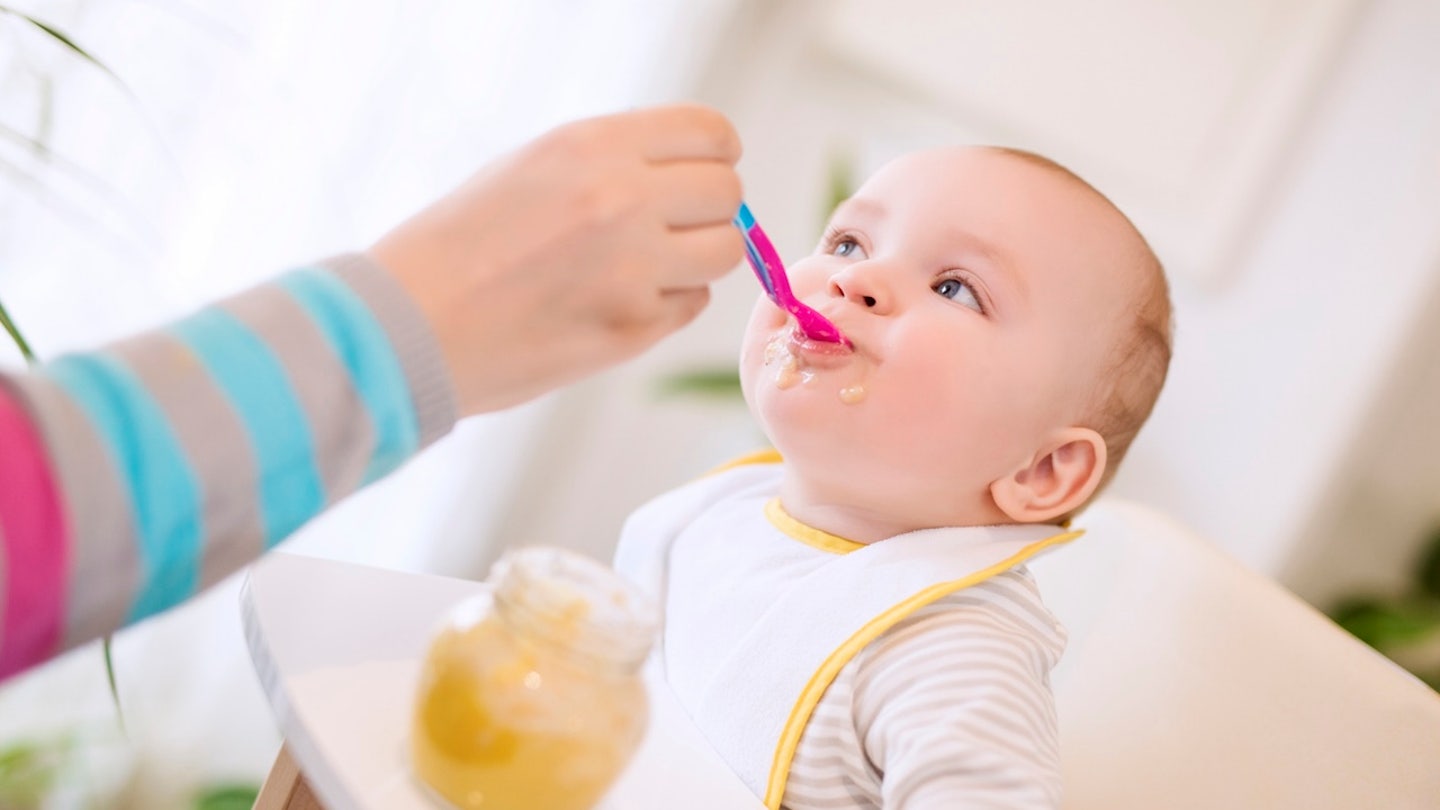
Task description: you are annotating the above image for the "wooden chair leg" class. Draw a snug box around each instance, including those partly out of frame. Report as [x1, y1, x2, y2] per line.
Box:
[254, 744, 326, 810]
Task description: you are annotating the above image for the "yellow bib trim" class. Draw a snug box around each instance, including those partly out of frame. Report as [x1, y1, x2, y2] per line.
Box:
[705, 450, 865, 555]
[704, 447, 783, 477]
[764, 498, 866, 556]
[762, 528, 1084, 809]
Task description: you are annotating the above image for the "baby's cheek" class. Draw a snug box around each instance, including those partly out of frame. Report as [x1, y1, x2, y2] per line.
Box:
[748, 385, 805, 450]
[758, 298, 788, 329]
[740, 299, 786, 356]
[737, 331, 771, 403]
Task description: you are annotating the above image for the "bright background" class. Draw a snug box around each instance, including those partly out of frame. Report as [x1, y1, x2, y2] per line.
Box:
[0, 0, 1437, 806]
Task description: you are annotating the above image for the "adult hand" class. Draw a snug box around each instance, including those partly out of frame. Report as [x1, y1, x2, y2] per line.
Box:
[369, 103, 744, 415]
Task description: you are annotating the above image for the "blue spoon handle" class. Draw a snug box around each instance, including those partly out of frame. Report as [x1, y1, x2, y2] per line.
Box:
[734, 204, 776, 298]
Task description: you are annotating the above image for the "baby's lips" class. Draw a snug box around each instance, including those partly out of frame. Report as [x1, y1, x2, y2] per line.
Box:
[789, 329, 856, 368]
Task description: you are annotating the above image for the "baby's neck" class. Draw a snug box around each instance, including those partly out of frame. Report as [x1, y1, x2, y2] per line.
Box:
[777, 473, 1014, 545]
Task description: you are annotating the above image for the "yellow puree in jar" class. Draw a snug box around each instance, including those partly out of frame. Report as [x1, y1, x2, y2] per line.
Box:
[411, 607, 648, 810]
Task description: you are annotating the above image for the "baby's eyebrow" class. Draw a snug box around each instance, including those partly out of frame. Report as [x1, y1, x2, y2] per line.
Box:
[832, 197, 886, 224]
[938, 225, 1029, 305]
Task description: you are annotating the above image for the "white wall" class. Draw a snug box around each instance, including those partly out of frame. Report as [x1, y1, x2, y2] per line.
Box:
[1123, 0, 1440, 578]
[1283, 274, 1440, 605]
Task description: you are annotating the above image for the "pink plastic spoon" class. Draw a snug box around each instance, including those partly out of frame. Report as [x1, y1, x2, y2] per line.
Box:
[734, 202, 850, 347]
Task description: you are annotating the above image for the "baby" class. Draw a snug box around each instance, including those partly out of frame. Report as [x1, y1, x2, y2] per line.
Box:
[614, 146, 1173, 809]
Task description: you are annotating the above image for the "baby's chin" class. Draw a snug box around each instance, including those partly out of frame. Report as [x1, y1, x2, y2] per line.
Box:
[759, 405, 871, 474]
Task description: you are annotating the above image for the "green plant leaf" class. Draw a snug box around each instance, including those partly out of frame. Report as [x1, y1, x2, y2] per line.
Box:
[0, 738, 68, 806]
[0, 296, 36, 365]
[1333, 596, 1440, 650]
[0, 152, 154, 256]
[653, 367, 744, 400]
[822, 149, 857, 230]
[192, 783, 261, 810]
[0, 121, 50, 161]
[1417, 524, 1440, 598]
[35, 73, 54, 151]
[103, 637, 125, 733]
[0, 133, 162, 250]
[0, 6, 123, 86]
[0, 6, 182, 179]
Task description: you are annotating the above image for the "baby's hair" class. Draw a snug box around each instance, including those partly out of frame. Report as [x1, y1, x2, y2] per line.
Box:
[986, 147, 1175, 506]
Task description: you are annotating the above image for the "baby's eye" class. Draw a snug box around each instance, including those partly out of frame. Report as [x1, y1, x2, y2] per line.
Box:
[933, 277, 982, 312]
[831, 238, 865, 259]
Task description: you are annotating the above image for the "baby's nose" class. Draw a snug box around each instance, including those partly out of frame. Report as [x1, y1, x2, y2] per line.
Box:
[829, 267, 889, 313]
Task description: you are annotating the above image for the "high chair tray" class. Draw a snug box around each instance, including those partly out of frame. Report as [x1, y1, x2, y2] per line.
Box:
[242, 551, 763, 810]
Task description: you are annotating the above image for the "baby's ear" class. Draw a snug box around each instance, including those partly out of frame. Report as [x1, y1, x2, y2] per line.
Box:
[989, 428, 1107, 524]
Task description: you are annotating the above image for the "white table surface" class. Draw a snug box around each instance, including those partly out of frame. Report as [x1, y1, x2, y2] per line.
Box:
[241, 552, 764, 810]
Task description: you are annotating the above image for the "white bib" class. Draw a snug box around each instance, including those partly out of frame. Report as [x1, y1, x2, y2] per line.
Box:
[614, 461, 1080, 808]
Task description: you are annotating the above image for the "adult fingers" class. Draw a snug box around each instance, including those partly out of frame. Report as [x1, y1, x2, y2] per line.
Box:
[652, 286, 712, 335]
[652, 161, 743, 228]
[658, 223, 745, 289]
[620, 104, 742, 164]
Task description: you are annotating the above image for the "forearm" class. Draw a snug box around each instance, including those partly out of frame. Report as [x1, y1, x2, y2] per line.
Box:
[0, 253, 455, 679]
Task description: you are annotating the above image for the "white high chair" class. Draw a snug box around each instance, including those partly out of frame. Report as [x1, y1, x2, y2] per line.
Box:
[1030, 500, 1440, 810]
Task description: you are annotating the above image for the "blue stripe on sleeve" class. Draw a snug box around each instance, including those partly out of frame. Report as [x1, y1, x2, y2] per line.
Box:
[169, 310, 325, 548]
[276, 268, 419, 483]
[45, 355, 203, 623]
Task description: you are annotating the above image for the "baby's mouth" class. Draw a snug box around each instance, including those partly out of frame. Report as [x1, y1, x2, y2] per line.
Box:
[762, 324, 867, 402]
[788, 327, 855, 368]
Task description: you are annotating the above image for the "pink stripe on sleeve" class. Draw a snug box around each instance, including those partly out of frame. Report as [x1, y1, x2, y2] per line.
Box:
[0, 383, 71, 679]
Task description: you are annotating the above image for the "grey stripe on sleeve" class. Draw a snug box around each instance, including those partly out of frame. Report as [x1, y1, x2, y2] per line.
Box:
[7, 375, 142, 650]
[321, 252, 457, 447]
[783, 572, 1066, 810]
[217, 284, 376, 504]
[105, 331, 265, 590]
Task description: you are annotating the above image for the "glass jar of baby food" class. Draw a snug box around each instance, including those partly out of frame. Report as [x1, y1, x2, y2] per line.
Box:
[410, 546, 657, 810]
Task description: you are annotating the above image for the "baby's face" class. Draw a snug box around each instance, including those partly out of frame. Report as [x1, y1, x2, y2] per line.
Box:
[739, 148, 1143, 532]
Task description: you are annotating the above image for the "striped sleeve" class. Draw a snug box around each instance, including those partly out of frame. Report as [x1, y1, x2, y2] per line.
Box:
[783, 570, 1066, 810]
[0, 253, 456, 680]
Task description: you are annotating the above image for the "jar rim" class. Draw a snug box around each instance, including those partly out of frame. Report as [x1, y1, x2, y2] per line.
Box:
[489, 546, 658, 673]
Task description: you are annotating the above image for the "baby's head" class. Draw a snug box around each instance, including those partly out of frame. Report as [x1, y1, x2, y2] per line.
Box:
[739, 146, 1172, 540]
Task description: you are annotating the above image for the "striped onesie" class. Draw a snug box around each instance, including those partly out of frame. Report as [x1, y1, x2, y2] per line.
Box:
[0, 254, 456, 680]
